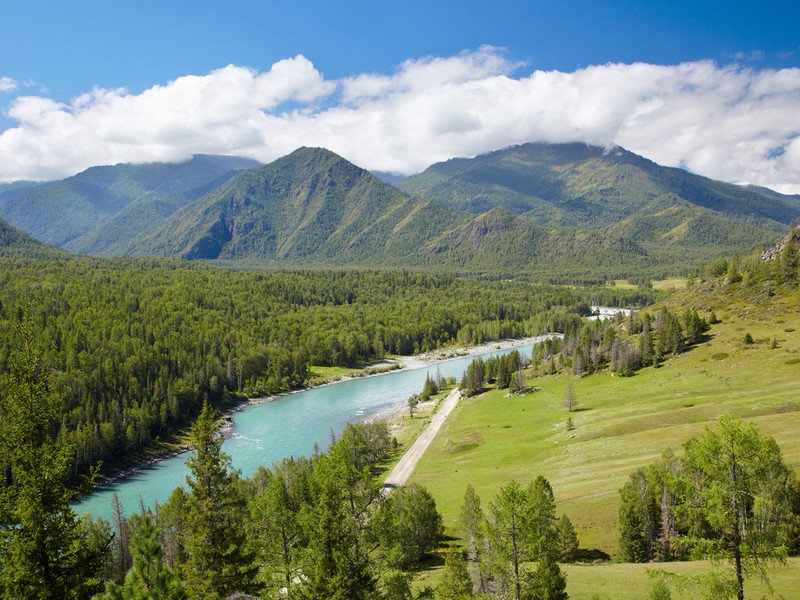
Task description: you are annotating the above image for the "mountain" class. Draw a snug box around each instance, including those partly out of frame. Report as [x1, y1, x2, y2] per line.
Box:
[0, 216, 63, 258]
[0, 155, 261, 254]
[127, 147, 467, 263]
[418, 207, 649, 272]
[396, 142, 800, 257]
[0, 181, 53, 206]
[124, 147, 656, 276]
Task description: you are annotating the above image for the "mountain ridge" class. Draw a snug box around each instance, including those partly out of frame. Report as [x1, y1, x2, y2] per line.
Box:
[0, 154, 261, 254]
[395, 142, 800, 253]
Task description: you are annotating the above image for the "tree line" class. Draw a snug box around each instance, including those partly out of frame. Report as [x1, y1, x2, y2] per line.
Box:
[529, 307, 709, 378]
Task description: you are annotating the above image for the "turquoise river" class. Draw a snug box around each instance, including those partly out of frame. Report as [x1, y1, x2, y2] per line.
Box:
[77, 340, 538, 522]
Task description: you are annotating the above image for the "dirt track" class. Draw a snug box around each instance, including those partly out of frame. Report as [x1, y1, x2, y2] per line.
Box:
[383, 387, 462, 489]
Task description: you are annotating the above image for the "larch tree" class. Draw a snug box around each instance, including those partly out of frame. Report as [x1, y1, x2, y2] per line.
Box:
[675, 415, 798, 600]
[485, 481, 528, 600]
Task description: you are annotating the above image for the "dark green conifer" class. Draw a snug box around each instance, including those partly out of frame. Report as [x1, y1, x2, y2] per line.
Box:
[182, 401, 258, 599]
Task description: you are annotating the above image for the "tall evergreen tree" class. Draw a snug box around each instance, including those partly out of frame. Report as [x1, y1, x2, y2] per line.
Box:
[525, 476, 557, 560]
[0, 323, 106, 599]
[524, 550, 568, 600]
[182, 402, 258, 599]
[249, 465, 304, 597]
[554, 515, 579, 563]
[296, 453, 377, 600]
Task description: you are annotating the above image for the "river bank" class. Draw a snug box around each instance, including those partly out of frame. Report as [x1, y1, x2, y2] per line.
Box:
[89, 335, 550, 490]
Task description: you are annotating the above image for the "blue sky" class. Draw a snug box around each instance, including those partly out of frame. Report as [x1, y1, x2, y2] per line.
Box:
[2, 1, 800, 190]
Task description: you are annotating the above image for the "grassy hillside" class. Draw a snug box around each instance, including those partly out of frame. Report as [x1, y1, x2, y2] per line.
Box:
[406, 279, 800, 579]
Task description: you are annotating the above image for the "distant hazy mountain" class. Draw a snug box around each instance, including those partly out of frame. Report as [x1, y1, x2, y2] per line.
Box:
[0, 181, 52, 206]
[0, 155, 261, 254]
[396, 142, 800, 256]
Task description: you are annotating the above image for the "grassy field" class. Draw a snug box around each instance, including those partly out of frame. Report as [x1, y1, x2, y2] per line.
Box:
[612, 278, 688, 291]
[413, 557, 800, 599]
[400, 281, 800, 597]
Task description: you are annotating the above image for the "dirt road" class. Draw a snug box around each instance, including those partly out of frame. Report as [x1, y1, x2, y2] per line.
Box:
[383, 387, 462, 489]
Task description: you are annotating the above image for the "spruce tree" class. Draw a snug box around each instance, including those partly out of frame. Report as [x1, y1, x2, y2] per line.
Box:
[525, 550, 568, 600]
[0, 324, 106, 599]
[182, 401, 258, 599]
[555, 515, 579, 563]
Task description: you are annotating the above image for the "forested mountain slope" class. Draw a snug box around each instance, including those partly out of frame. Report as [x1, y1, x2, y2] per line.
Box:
[126, 148, 657, 277]
[0, 217, 65, 259]
[0, 155, 260, 254]
[127, 147, 467, 262]
[397, 142, 800, 256]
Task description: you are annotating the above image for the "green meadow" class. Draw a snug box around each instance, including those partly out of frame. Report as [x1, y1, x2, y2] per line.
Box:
[403, 283, 800, 597]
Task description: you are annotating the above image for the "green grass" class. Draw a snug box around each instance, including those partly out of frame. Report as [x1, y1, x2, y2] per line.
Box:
[612, 278, 687, 291]
[403, 283, 800, 597]
[564, 558, 800, 599]
[414, 557, 800, 599]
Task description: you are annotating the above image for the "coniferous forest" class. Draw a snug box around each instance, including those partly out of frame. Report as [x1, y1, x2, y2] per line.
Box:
[0, 253, 653, 479]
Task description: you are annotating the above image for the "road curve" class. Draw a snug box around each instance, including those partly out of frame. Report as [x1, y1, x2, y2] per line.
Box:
[383, 387, 462, 489]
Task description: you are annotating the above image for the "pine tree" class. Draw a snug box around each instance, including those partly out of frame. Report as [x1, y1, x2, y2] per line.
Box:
[182, 401, 258, 599]
[97, 511, 186, 599]
[0, 323, 106, 599]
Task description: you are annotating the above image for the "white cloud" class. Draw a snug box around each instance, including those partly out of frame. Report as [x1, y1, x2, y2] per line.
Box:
[0, 77, 18, 92]
[1, 49, 800, 194]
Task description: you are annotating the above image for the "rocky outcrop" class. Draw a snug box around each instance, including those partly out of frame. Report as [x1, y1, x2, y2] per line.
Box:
[761, 225, 800, 261]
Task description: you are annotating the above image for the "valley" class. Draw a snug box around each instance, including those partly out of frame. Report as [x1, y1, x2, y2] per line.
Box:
[0, 144, 798, 599]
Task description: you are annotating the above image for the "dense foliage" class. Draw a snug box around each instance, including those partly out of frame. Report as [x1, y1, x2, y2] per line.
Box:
[618, 417, 800, 600]
[457, 477, 575, 599]
[93, 417, 443, 600]
[528, 307, 709, 378]
[0, 255, 652, 478]
[0, 326, 106, 599]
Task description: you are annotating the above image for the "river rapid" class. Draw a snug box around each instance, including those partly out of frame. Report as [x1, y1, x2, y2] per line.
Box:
[77, 338, 544, 522]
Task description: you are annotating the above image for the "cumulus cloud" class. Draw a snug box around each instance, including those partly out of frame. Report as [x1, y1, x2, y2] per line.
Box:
[1, 49, 800, 193]
[0, 77, 18, 92]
